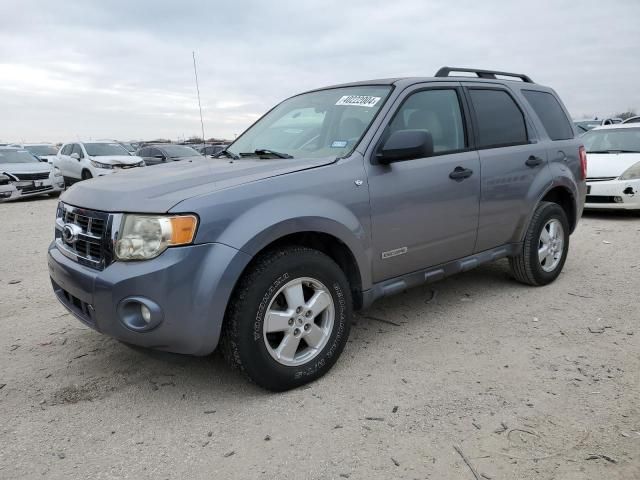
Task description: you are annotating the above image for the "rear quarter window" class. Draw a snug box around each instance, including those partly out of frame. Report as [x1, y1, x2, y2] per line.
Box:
[522, 90, 574, 141]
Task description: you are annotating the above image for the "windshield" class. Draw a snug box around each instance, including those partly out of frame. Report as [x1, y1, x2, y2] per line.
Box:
[227, 86, 392, 159]
[24, 145, 58, 156]
[120, 143, 136, 152]
[161, 145, 201, 158]
[85, 143, 130, 156]
[0, 149, 41, 164]
[582, 128, 640, 153]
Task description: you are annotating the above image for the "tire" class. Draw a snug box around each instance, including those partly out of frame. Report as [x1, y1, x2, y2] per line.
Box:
[220, 246, 352, 391]
[509, 201, 570, 286]
[81, 170, 93, 180]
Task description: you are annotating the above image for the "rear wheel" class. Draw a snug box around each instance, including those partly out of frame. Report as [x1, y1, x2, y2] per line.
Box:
[221, 246, 352, 391]
[509, 201, 570, 286]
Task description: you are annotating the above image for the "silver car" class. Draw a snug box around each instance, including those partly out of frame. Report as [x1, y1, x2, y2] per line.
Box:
[0, 147, 65, 201]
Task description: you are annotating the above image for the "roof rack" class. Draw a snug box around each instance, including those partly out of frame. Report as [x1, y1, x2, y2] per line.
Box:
[435, 66, 534, 83]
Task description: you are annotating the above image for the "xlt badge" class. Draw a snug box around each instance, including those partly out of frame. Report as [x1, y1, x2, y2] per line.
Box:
[381, 247, 408, 259]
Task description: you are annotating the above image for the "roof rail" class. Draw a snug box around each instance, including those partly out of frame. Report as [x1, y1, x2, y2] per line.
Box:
[435, 66, 534, 83]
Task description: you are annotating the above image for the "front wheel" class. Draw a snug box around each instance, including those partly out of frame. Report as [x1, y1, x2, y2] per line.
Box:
[221, 247, 352, 391]
[509, 201, 570, 286]
[81, 170, 93, 180]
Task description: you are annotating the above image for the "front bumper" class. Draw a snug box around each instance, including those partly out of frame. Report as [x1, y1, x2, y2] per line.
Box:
[585, 178, 640, 210]
[0, 177, 65, 202]
[48, 241, 251, 355]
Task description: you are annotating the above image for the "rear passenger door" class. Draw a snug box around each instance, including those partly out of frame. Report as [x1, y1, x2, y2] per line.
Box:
[464, 86, 549, 252]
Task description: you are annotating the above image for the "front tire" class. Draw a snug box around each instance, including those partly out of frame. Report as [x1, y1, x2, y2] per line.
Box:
[509, 201, 570, 286]
[221, 246, 352, 391]
[81, 170, 93, 180]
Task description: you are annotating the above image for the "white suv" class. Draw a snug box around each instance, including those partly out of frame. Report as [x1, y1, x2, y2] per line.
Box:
[56, 141, 145, 183]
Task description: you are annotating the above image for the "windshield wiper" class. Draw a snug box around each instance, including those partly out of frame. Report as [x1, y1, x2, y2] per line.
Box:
[252, 149, 293, 159]
[217, 149, 239, 160]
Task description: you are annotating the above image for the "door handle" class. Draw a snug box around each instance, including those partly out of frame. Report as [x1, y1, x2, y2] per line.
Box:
[449, 166, 473, 180]
[525, 155, 544, 167]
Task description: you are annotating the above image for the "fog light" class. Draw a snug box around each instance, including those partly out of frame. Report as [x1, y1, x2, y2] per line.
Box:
[141, 304, 151, 324]
[117, 297, 163, 332]
[614, 196, 623, 203]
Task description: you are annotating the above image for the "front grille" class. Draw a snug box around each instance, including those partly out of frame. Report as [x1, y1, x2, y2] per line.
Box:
[18, 185, 52, 194]
[14, 172, 50, 181]
[55, 203, 115, 270]
[586, 177, 617, 182]
[586, 195, 617, 204]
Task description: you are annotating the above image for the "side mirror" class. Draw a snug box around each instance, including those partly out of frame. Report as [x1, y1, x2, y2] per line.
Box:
[39, 157, 48, 162]
[376, 130, 434, 164]
[70, 153, 81, 160]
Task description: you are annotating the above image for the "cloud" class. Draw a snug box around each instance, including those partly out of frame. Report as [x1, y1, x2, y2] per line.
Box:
[0, 0, 639, 142]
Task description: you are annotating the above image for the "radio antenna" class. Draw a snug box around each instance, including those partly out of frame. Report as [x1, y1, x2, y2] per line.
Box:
[192, 51, 206, 147]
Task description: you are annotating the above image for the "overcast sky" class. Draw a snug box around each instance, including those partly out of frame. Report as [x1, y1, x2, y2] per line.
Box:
[1, 0, 639, 143]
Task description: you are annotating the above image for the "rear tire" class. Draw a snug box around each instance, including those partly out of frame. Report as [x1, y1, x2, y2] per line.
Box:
[509, 201, 570, 286]
[220, 246, 352, 391]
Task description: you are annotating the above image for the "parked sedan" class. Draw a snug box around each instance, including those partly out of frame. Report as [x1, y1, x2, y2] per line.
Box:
[0, 147, 65, 201]
[136, 144, 203, 166]
[583, 124, 640, 211]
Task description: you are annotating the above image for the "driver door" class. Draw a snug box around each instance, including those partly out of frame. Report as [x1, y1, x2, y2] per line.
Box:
[68, 144, 84, 179]
[365, 83, 481, 282]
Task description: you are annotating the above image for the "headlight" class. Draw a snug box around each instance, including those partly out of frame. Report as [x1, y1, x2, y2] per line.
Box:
[53, 167, 63, 177]
[0, 174, 9, 185]
[619, 161, 640, 180]
[90, 159, 113, 169]
[115, 214, 198, 260]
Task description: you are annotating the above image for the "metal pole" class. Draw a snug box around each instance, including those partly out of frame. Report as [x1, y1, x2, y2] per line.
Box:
[192, 51, 206, 147]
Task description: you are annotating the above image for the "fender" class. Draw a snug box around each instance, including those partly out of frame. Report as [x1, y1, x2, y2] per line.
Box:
[215, 193, 373, 290]
[515, 172, 579, 242]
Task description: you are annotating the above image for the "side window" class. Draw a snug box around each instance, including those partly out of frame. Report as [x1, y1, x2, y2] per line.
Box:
[151, 148, 164, 158]
[388, 89, 466, 154]
[61, 144, 71, 155]
[71, 144, 84, 158]
[522, 90, 574, 141]
[468, 89, 528, 149]
[137, 147, 149, 157]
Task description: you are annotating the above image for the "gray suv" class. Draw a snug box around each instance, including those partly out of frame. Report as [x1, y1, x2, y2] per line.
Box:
[48, 67, 586, 391]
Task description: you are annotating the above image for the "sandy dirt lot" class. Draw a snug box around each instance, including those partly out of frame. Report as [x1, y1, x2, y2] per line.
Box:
[0, 196, 638, 480]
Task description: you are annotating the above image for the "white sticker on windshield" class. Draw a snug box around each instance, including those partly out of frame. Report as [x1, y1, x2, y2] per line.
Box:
[331, 140, 348, 148]
[335, 95, 381, 108]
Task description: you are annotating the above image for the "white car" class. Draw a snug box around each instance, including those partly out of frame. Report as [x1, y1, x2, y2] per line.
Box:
[56, 141, 145, 183]
[0, 147, 65, 201]
[583, 124, 640, 211]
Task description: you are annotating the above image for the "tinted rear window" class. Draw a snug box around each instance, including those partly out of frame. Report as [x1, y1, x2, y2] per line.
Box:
[469, 89, 528, 149]
[522, 90, 573, 141]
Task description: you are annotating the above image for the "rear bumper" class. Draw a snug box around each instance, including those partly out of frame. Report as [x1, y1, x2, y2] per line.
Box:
[585, 178, 640, 210]
[48, 241, 251, 355]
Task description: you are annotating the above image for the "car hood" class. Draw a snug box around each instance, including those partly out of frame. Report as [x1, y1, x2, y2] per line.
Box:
[586, 152, 640, 178]
[1, 162, 52, 175]
[90, 155, 142, 165]
[61, 156, 336, 212]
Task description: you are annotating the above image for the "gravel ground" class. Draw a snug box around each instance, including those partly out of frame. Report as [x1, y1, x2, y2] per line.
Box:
[0, 196, 639, 480]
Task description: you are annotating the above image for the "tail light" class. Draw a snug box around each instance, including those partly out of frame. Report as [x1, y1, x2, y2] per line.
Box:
[578, 146, 587, 180]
